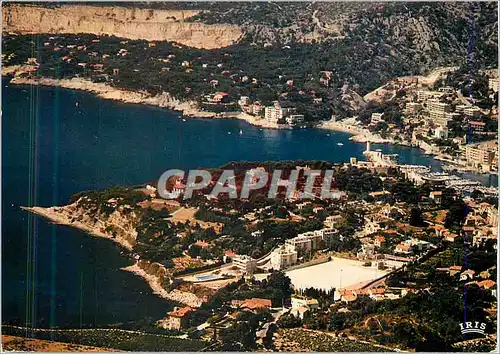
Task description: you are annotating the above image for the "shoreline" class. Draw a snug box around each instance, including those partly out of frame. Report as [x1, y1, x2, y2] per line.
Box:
[4, 73, 290, 130]
[21, 205, 134, 250]
[6, 72, 494, 178]
[121, 263, 203, 307]
[317, 119, 395, 144]
[21, 205, 205, 307]
[319, 120, 496, 178]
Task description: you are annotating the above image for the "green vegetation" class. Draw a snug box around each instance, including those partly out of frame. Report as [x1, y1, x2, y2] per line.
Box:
[218, 311, 274, 351]
[3, 1, 497, 122]
[330, 283, 495, 351]
[1, 326, 206, 352]
[203, 271, 293, 310]
[276, 328, 390, 352]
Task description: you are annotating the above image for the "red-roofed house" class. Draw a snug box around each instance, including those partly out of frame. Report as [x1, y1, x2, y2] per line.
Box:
[369, 288, 387, 301]
[173, 180, 186, 194]
[434, 225, 447, 237]
[383, 229, 398, 236]
[468, 121, 486, 132]
[341, 293, 357, 303]
[449, 265, 462, 276]
[445, 233, 459, 242]
[194, 240, 209, 248]
[477, 280, 496, 289]
[460, 270, 476, 281]
[394, 243, 411, 255]
[462, 226, 475, 237]
[213, 92, 229, 103]
[158, 306, 192, 330]
[370, 288, 386, 295]
[223, 250, 236, 262]
[374, 236, 386, 247]
[291, 305, 310, 319]
[242, 298, 272, 310]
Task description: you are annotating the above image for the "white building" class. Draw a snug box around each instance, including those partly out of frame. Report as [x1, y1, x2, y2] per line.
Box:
[357, 243, 375, 260]
[233, 255, 257, 274]
[371, 113, 384, 124]
[417, 90, 443, 102]
[434, 126, 449, 139]
[488, 78, 498, 92]
[405, 102, 422, 114]
[428, 100, 451, 113]
[286, 235, 312, 256]
[270, 244, 298, 270]
[291, 296, 319, 313]
[313, 228, 337, 245]
[286, 114, 305, 125]
[238, 96, 250, 107]
[264, 103, 296, 123]
[324, 215, 343, 228]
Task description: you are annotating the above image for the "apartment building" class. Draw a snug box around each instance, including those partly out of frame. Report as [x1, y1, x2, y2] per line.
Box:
[405, 102, 422, 114]
[417, 90, 443, 102]
[314, 227, 338, 245]
[465, 144, 495, 170]
[286, 234, 313, 255]
[324, 214, 343, 228]
[428, 100, 451, 113]
[270, 244, 298, 270]
[434, 126, 449, 139]
[233, 255, 257, 274]
[286, 114, 305, 125]
[265, 103, 297, 123]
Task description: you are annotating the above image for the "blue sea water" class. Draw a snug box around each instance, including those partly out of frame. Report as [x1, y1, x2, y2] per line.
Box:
[1, 79, 496, 328]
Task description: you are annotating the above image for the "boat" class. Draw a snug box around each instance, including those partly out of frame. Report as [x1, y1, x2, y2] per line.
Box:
[326, 133, 330, 137]
[182, 118, 186, 122]
[228, 132, 232, 135]
[337, 142, 344, 146]
[239, 129, 243, 135]
[75, 102, 79, 107]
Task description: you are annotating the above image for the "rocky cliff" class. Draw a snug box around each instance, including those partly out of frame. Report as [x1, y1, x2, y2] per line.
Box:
[2, 4, 243, 49]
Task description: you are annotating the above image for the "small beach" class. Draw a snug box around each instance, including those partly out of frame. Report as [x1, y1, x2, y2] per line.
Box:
[318, 119, 394, 144]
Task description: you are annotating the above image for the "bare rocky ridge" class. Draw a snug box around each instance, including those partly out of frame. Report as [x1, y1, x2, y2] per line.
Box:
[2, 4, 243, 49]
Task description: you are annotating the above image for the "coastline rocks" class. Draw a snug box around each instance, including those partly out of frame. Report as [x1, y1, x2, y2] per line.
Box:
[123, 261, 203, 307]
[6, 74, 294, 129]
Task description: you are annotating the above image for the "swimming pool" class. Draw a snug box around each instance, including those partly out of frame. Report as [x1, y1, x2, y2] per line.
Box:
[195, 275, 220, 281]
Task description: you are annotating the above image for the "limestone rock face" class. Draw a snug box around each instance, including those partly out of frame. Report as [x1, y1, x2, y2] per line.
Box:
[2, 4, 244, 49]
